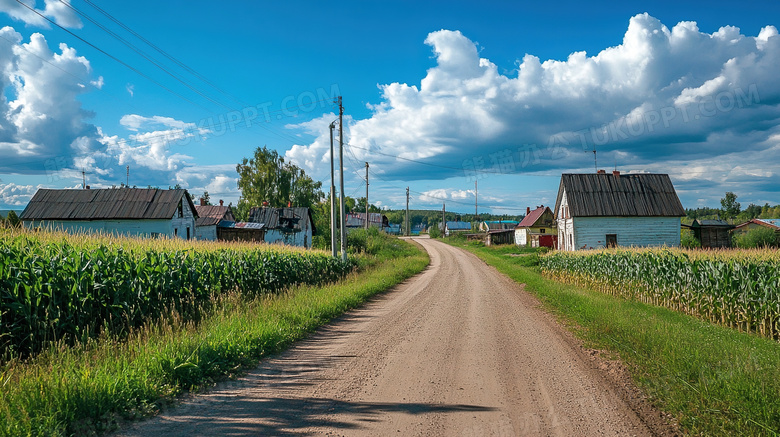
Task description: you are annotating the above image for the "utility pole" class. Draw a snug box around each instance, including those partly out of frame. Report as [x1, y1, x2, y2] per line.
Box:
[475, 179, 478, 223]
[365, 162, 369, 231]
[442, 203, 446, 237]
[329, 122, 337, 257]
[338, 96, 347, 262]
[405, 186, 410, 236]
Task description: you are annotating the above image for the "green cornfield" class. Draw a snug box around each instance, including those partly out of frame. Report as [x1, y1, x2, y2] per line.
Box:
[0, 228, 354, 359]
[540, 248, 780, 340]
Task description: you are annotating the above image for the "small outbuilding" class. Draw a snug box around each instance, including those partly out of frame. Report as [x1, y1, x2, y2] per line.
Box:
[479, 220, 520, 232]
[486, 229, 515, 246]
[443, 221, 471, 236]
[248, 206, 316, 248]
[20, 187, 197, 239]
[194, 199, 235, 241]
[689, 219, 734, 248]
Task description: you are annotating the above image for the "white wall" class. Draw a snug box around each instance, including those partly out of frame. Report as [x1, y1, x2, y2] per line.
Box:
[570, 216, 681, 249]
[170, 198, 196, 240]
[24, 219, 172, 237]
[195, 225, 217, 241]
[515, 228, 527, 246]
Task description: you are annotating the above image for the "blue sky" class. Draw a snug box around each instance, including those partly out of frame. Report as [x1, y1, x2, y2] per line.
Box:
[1, 1, 780, 214]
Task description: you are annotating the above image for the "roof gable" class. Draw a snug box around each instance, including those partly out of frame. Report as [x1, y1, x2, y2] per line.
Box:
[20, 188, 196, 221]
[554, 173, 685, 218]
[517, 206, 552, 228]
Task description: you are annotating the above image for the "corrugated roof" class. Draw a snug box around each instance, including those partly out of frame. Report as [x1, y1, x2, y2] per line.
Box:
[248, 207, 316, 235]
[20, 188, 197, 220]
[734, 219, 780, 231]
[446, 221, 472, 230]
[517, 206, 551, 228]
[194, 205, 234, 226]
[554, 173, 685, 218]
[692, 219, 733, 228]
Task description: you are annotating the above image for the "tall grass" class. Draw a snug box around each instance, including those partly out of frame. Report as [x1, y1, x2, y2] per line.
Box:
[0, 228, 354, 359]
[0, 230, 428, 436]
[540, 247, 780, 340]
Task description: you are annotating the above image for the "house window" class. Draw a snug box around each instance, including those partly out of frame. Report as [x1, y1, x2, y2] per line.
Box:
[174, 228, 178, 237]
[540, 228, 545, 233]
[606, 234, 617, 248]
[186, 227, 190, 240]
[178, 199, 183, 218]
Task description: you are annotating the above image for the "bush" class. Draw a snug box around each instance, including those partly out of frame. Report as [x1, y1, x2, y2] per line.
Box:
[681, 229, 701, 248]
[733, 226, 779, 248]
[428, 225, 441, 238]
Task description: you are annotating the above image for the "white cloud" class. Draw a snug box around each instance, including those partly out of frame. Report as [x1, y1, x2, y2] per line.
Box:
[285, 14, 780, 206]
[0, 181, 41, 205]
[0, 0, 82, 28]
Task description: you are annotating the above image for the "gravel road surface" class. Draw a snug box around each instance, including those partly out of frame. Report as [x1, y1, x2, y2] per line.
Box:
[116, 237, 668, 436]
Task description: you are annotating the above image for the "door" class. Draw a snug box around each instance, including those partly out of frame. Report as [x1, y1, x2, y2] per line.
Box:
[606, 234, 617, 248]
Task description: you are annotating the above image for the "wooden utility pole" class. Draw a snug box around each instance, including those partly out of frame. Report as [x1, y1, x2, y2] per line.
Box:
[405, 187, 410, 236]
[442, 203, 446, 237]
[329, 122, 337, 257]
[365, 162, 369, 231]
[338, 96, 347, 261]
[475, 179, 478, 223]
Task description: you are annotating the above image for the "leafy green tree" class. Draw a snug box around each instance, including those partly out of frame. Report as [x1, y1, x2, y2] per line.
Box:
[201, 191, 212, 205]
[6, 211, 21, 228]
[720, 192, 740, 220]
[733, 226, 778, 248]
[236, 146, 324, 220]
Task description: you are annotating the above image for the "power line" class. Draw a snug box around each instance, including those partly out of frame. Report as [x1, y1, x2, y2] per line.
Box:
[346, 142, 508, 174]
[13, 0, 209, 111]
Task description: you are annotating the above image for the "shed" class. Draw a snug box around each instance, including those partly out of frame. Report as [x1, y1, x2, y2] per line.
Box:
[687, 219, 734, 248]
[20, 188, 197, 239]
[248, 206, 316, 248]
[515, 205, 556, 247]
[479, 220, 520, 232]
[217, 221, 266, 243]
[554, 171, 685, 250]
[486, 229, 515, 246]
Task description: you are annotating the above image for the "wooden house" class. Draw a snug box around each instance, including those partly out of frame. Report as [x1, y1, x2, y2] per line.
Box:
[689, 219, 734, 248]
[554, 171, 685, 251]
[515, 205, 556, 247]
[20, 188, 197, 239]
[248, 206, 316, 248]
[194, 199, 235, 241]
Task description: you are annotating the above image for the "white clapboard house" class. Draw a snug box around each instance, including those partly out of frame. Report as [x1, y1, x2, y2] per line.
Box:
[20, 188, 198, 239]
[554, 171, 685, 250]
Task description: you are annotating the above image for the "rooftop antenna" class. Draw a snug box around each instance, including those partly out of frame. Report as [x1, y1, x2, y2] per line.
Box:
[82, 168, 86, 189]
[592, 147, 598, 172]
[126, 165, 129, 187]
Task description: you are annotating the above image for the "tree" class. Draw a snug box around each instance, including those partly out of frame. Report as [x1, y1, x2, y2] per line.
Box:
[720, 192, 740, 220]
[236, 146, 324, 220]
[6, 211, 21, 228]
[201, 190, 212, 205]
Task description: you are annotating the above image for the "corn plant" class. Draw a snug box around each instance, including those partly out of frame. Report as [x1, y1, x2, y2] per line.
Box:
[0, 228, 355, 359]
[539, 248, 780, 341]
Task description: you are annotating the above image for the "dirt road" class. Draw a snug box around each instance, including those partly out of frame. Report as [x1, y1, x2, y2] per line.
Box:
[117, 237, 667, 436]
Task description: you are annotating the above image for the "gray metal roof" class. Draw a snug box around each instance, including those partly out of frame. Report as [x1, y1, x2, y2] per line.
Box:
[195, 205, 234, 226]
[20, 188, 197, 221]
[555, 173, 685, 218]
[248, 207, 316, 235]
[691, 219, 734, 228]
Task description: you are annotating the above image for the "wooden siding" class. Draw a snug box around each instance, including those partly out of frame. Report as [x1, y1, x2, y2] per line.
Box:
[569, 216, 681, 250]
[195, 224, 218, 241]
[24, 219, 172, 237]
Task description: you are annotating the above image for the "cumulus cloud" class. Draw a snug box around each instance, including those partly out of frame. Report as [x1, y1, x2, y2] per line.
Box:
[0, 0, 82, 29]
[285, 14, 780, 205]
[0, 27, 100, 173]
[0, 181, 42, 205]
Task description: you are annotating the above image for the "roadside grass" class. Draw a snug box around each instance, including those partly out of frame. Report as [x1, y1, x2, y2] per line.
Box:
[441, 238, 780, 436]
[0, 234, 428, 437]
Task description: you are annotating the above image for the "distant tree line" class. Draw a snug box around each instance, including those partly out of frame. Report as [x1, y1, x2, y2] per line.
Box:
[685, 191, 780, 223]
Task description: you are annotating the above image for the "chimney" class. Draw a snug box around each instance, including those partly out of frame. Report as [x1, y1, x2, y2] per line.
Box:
[613, 170, 620, 177]
[597, 169, 606, 174]
[219, 199, 224, 206]
[262, 201, 269, 207]
[199, 197, 206, 206]
[287, 201, 292, 207]
[85, 185, 90, 189]
[526, 207, 530, 215]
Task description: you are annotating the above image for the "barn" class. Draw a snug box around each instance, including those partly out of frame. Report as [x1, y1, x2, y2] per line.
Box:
[554, 171, 685, 251]
[20, 188, 197, 239]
